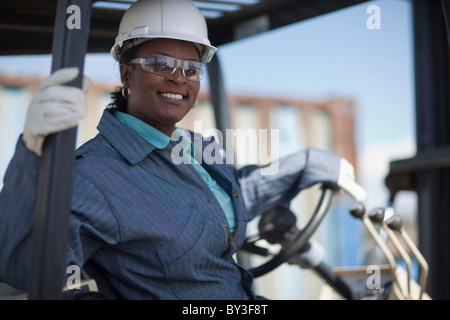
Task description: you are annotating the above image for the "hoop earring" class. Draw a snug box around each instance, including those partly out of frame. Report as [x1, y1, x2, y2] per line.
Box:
[121, 87, 130, 99]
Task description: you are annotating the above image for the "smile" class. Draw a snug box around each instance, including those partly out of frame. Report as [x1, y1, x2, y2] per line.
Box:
[159, 92, 185, 100]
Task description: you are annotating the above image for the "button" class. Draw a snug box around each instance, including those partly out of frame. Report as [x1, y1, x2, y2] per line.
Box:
[207, 198, 212, 203]
[233, 191, 239, 197]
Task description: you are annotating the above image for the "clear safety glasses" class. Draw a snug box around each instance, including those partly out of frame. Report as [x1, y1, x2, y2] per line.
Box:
[129, 55, 205, 81]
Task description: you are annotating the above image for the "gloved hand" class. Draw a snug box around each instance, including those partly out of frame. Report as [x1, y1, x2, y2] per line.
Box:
[23, 67, 92, 156]
[337, 158, 367, 202]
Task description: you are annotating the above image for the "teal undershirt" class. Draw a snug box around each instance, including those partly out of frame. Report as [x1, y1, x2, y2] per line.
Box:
[114, 111, 237, 233]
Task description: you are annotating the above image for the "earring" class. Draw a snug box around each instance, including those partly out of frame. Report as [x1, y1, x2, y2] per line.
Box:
[121, 87, 130, 99]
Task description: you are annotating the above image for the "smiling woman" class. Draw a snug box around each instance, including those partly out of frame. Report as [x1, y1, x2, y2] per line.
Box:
[117, 39, 202, 137]
[0, 0, 367, 300]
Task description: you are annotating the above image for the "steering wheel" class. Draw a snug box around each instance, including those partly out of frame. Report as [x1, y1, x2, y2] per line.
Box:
[242, 184, 337, 278]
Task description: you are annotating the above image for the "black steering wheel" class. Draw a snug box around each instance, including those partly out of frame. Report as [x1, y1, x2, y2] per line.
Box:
[242, 185, 337, 278]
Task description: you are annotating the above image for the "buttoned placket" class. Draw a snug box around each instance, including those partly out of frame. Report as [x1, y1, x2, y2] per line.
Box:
[172, 136, 238, 251]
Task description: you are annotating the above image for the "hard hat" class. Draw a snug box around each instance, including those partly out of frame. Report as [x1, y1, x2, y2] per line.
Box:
[111, 0, 217, 64]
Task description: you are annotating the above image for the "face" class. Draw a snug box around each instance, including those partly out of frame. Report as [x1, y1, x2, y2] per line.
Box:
[120, 38, 201, 136]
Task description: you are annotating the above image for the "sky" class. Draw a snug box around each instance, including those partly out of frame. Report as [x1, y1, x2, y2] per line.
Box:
[0, 0, 416, 213]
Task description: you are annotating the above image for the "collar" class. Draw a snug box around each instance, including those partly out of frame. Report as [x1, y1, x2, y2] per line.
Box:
[114, 111, 171, 149]
[97, 109, 157, 165]
[97, 109, 202, 165]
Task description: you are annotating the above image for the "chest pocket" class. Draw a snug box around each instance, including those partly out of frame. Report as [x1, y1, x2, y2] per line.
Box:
[156, 205, 226, 299]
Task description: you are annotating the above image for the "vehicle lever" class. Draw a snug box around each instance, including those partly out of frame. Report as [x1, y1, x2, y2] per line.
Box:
[349, 202, 407, 299]
[368, 207, 412, 299]
[385, 212, 429, 299]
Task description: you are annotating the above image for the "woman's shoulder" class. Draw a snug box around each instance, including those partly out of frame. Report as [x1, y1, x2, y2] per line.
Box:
[74, 134, 124, 172]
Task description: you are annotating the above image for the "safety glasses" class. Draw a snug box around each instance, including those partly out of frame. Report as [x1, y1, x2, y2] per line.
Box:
[129, 55, 205, 81]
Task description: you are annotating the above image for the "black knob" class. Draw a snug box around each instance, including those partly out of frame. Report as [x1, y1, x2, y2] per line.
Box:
[386, 215, 403, 231]
[349, 202, 365, 219]
[368, 207, 385, 224]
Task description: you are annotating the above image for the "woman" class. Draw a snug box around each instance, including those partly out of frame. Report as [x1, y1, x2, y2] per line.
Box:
[0, 0, 366, 299]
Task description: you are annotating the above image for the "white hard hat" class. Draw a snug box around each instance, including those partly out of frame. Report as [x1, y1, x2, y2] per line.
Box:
[111, 0, 217, 64]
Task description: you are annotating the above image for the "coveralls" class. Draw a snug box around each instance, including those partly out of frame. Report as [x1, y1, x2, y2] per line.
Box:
[0, 108, 342, 299]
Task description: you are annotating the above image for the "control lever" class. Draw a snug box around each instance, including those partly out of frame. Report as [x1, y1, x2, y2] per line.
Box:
[349, 203, 407, 300]
[368, 207, 412, 299]
[385, 213, 429, 299]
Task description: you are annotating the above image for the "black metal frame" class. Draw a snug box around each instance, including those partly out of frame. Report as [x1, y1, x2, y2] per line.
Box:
[28, 0, 93, 300]
[207, 54, 233, 150]
[0, 0, 368, 56]
[413, 0, 450, 299]
[384, 0, 450, 300]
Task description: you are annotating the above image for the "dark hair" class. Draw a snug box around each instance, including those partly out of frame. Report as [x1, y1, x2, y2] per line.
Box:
[107, 43, 140, 113]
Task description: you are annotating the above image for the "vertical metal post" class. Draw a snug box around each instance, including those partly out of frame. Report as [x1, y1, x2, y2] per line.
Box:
[207, 54, 233, 152]
[207, 53, 255, 267]
[412, 0, 450, 299]
[28, 0, 92, 300]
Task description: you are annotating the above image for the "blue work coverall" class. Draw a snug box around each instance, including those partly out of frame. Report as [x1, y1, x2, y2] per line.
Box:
[0, 108, 342, 299]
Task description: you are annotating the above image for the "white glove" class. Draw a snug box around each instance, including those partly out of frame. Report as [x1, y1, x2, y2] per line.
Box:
[337, 158, 367, 202]
[23, 67, 92, 156]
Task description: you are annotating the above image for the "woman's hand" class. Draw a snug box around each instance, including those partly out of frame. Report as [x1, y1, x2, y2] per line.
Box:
[22, 67, 92, 156]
